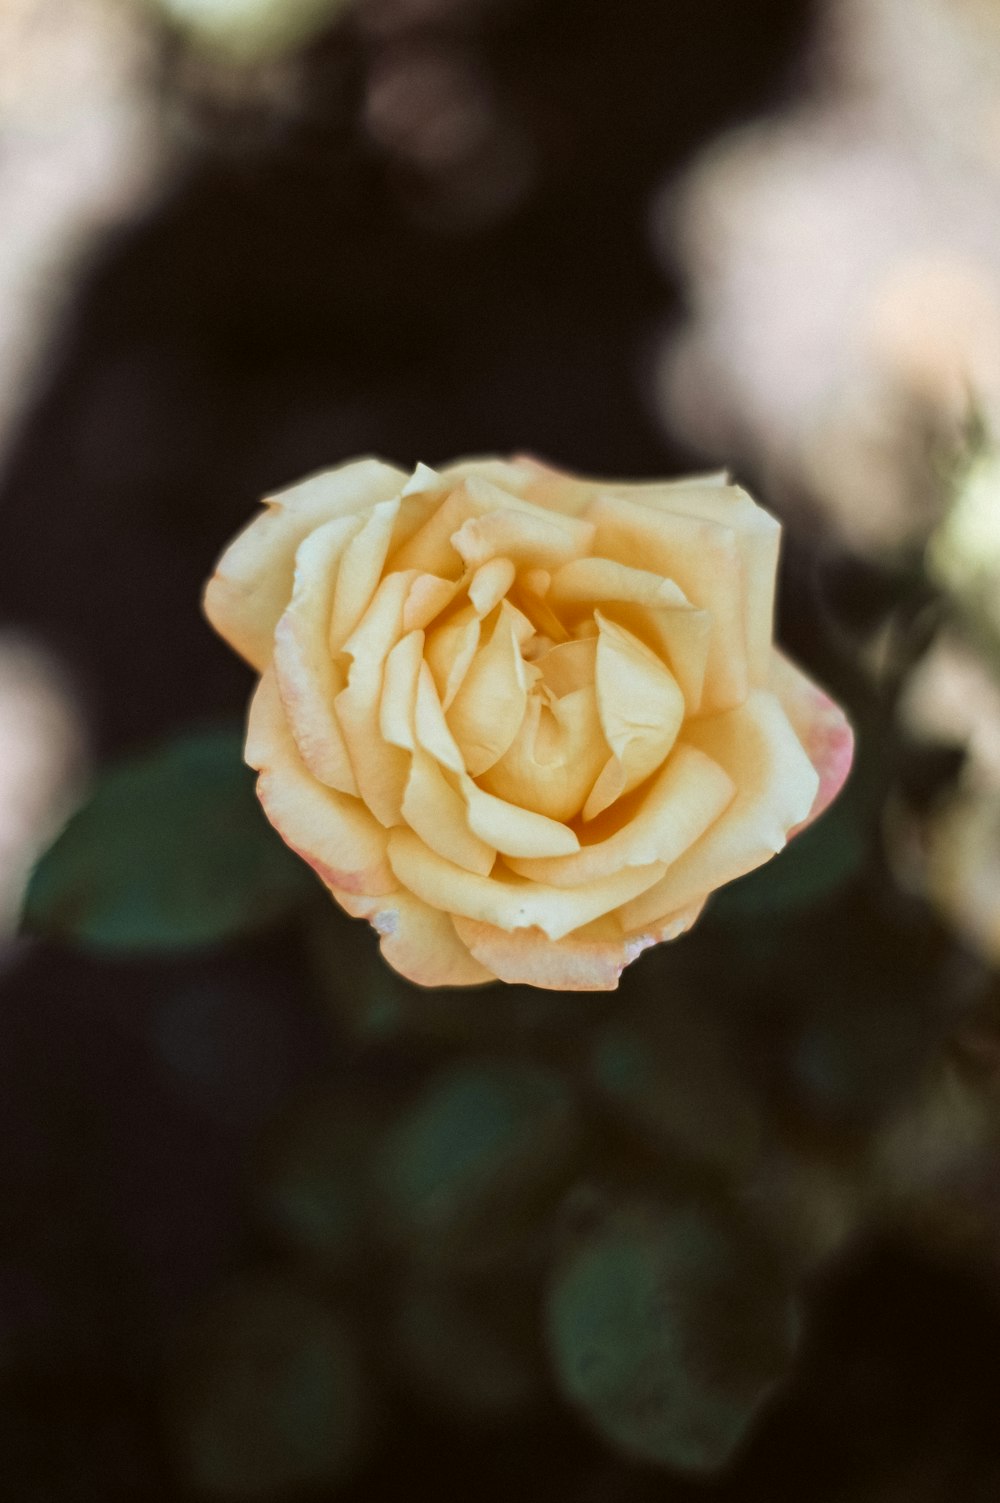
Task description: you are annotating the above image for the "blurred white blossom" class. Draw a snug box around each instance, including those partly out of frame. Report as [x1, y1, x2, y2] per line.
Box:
[655, 0, 1000, 552]
[0, 635, 85, 938]
[0, 0, 171, 458]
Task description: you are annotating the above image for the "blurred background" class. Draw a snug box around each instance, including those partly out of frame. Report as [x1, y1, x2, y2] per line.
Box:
[4, 0, 1000, 1497]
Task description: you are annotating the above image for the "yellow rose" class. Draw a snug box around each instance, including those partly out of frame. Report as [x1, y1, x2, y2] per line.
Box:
[204, 456, 853, 990]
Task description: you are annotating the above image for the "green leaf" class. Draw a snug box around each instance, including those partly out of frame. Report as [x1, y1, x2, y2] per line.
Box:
[547, 1203, 798, 1472]
[23, 727, 315, 952]
[253, 1088, 380, 1272]
[170, 1275, 367, 1500]
[375, 1061, 581, 1268]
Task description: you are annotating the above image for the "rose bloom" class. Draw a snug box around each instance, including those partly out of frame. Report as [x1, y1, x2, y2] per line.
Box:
[204, 456, 853, 990]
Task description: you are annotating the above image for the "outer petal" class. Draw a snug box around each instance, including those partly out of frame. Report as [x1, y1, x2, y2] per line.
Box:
[769, 652, 855, 830]
[333, 887, 494, 988]
[451, 916, 637, 992]
[453, 898, 707, 991]
[203, 458, 406, 668]
[272, 516, 362, 795]
[617, 689, 819, 929]
[387, 828, 668, 941]
[334, 572, 415, 826]
[246, 669, 394, 896]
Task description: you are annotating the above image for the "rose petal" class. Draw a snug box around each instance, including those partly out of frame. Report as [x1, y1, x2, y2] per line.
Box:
[389, 483, 494, 576]
[548, 557, 710, 712]
[617, 689, 820, 929]
[272, 516, 362, 795]
[403, 573, 460, 632]
[452, 501, 594, 572]
[424, 605, 481, 710]
[600, 477, 780, 686]
[458, 774, 580, 857]
[446, 602, 530, 775]
[451, 915, 635, 991]
[479, 686, 610, 822]
[414, 661, 466, 774]
[379, 629, 424, 752]
[588, 492, 749, 713]
[583, 613, 686, 819]
[468, 556, 516, 616]
[507, 742, 734, 886]
[328, 498, 401, 651]
[387, 827, 668, 940]
[769, 652, 855, 829]
[403, 752, 496, 875]
[335, 572, 415, 826]
[534, 637, 596, 697]
[246, 669, 394, 895]
[203, 458, 406, 668]
[334, 886, 494, 987]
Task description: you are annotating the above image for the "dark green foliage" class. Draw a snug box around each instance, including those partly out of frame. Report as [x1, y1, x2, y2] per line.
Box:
[375, 1060, 581, 1267]
[23, 729, 315, 952]
[169, 1275, 366, 1498]
[547, 1204, 799, 1471]
[252, 1088, 380, 1272]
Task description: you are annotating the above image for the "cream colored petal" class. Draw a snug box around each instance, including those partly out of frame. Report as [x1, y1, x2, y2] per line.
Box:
[436, 456, 538, 493]
[387, 827, 668, 940]
[617, 479, 780, 686]
[414, 662, 466, 774]
[549, 556, 690, 612]
[469, 556, 516, 616]
[508, 743, 734, 886]
[379, 630, 424, 751]
[246, 668, 394, 895]
[548, 556, 709, 712]
[403, 573, 460, 632]
[769, 652, 855, 832]
[623, 604, 712, 716]
[451, 915, 634, 991]
[328, 498, 400, 651]
[618, 690, 820, 929]
[334, 572, 415, 826]
[424, 605, 481, 711]
[333, 886, 494, 987]
[535, 637, 597, 697]
[203, 458, 406, 669]
[480, 687, 609, 822]
[583, 614, 685, 819]
[625, 898, 707, 947]
[588, 493, 749, 713]
[458, 774, 580, 858]
[509, 575, 571, 645]
[452, 504, 595, 572]
[446, 602, 529, 776]
[389, 485, 490, 575]
[272, 516, 362, 795]
[403, 752, 496, 875]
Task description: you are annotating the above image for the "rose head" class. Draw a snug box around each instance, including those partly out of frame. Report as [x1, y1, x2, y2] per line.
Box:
[204, 456, 853, 990]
